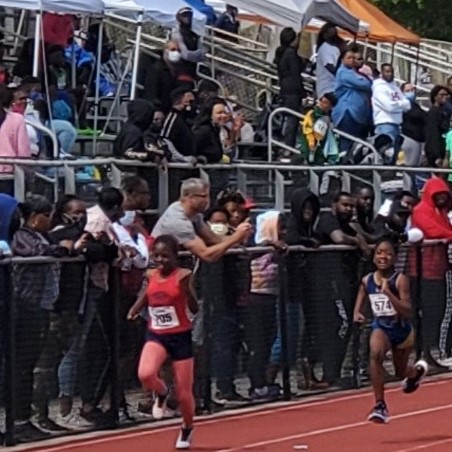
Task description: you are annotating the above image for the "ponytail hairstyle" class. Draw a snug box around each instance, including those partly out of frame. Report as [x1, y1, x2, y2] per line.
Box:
[0, 84, 13, 129]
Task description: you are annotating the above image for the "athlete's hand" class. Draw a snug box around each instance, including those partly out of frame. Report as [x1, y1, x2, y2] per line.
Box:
[353, 311, 366, 324]
[381, 278, 391, 295]
[127, 308, 139, 321]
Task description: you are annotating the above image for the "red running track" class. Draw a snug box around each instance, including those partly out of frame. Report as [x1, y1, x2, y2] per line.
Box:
[20, 378, 452, 452]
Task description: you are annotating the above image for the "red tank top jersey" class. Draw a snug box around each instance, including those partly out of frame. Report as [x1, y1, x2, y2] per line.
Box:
[146, 268, 192, 334]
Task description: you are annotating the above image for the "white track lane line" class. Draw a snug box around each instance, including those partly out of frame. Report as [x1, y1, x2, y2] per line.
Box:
[216, 403, 452, 452]
[19, 379, 452, 452]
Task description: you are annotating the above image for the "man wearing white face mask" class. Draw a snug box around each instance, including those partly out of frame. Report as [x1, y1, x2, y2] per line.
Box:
[141, 41, 181, 114]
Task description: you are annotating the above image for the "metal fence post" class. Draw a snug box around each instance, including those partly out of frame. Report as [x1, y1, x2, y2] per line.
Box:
[109, 266, 121, 426]
[4, 263, 16, 446]
[277, 252, 291, 401]
[415, 244, 424, 361]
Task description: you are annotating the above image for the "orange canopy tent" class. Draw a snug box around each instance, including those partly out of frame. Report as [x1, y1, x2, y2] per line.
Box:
[338, 0, 420, 44]
[238, 0, 420, 45]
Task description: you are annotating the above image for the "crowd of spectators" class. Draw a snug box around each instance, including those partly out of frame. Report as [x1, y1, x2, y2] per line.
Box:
[3, 171, 452, 441]
[275, 23, 452, 170]
[3, 7, 452, 446]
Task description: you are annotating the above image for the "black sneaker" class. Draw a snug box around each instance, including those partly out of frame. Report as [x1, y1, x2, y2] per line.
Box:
[215, 390, 249, 403]
[15, 421, 51, 442]
[175, 426, 193, 449]
[402, 359, 428, 394]
[367, 401, 389, 424]
[34, 416, 69, 432]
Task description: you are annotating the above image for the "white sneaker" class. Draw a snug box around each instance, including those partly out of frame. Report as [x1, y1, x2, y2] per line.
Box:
[55, 410, 94, 431]
[402, 359, 428, 394]
[175, 427, 193, 449]
[437, 357, 452, 367]
[152, 390, 168, 420]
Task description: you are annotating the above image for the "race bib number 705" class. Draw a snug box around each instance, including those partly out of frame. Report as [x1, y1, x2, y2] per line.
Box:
[369, 293, 397, 317]
[149, 306, 180, 330]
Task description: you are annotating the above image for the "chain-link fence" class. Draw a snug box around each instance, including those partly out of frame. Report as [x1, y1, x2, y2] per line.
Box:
[1, 241, 452, 445]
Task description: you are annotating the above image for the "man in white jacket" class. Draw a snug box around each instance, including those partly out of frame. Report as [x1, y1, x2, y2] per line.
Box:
[372, 64, 411, 159]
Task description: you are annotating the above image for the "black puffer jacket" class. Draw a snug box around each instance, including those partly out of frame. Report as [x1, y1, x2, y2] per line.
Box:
[192, 116, 223, 163]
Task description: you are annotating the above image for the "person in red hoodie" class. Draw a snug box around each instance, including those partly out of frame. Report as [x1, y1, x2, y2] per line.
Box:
[411, 177, 452, 367]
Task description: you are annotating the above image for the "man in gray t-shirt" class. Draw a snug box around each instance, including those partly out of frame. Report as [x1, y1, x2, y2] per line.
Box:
[151, 178, 251, 262]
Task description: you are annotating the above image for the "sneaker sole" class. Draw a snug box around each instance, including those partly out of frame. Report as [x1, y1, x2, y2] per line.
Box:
[402, 359, 428, 394]
[367, 414, 389, 424]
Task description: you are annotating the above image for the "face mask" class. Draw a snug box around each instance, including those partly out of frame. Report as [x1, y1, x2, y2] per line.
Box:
[150, 123, 163, 133]
[11, 103, 26, 115]
[63, 213, 87, 232]
[404, 92, 415, 102]
[167, 50, 181, 64]
[119, 210, 136, 227]
[209, 222, 228, 236]
[24, 101, 35, 117]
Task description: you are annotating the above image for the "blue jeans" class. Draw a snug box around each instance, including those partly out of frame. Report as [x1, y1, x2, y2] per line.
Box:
[375, 123, 402, 159]
[58, 286, 110, 399]
[337, 112, 369, 152]
[269, 303, 303, 366]
[210, 308, 243, 394]
[49, 120, 77, 154]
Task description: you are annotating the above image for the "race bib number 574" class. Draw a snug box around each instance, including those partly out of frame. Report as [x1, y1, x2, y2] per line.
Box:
[149, 306, 180, 330]
[369, 293, 396, 317]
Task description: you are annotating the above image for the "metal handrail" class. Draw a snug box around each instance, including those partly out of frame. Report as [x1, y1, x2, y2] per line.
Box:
[267, 107, 380, 163]
[0, 157, 442, 174]
[24, 119, 59, 159]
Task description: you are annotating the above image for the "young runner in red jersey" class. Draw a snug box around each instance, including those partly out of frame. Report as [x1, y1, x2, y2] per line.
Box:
[128, 235, 198, 449]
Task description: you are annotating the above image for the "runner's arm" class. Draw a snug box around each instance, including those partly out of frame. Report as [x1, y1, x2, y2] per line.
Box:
[353, 276, 368, 323]
[385, 274, 411, 319]
[180, 272, 199, 315]
[127, 271, 151, 320]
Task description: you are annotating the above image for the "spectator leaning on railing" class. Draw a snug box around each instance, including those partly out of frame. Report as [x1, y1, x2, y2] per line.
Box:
[150, 178, 251, 262]
[77, 188, 122, 424]
[314, 191, 369, 386]
[11, 195, 73, 441]
[411, 177, 452, 367]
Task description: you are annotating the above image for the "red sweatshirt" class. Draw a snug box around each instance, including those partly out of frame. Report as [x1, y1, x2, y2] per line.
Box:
[42, 13, 74, 48]
[411, 177, 452, 280]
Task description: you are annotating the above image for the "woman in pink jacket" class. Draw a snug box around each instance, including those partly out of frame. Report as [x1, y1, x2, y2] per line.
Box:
[0, 85, 31, 177]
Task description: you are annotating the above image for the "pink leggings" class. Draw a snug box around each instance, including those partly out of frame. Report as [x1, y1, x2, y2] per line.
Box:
[138, 341, 194, 428]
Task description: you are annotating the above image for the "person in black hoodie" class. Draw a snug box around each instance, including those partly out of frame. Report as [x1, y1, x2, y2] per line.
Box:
[425, 85, 451, 167]
[274, 28, 306, 149]
[114, 99, 156, 160]
[160, 86, 196, 158]
[280, 189, 327, 390]
[401, 83, 427, 166]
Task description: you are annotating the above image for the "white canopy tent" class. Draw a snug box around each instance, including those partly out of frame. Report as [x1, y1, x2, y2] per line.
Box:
[0, 0, 107, 75]
[220, 0, 361, 33]
[108, 0, 207, 35]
